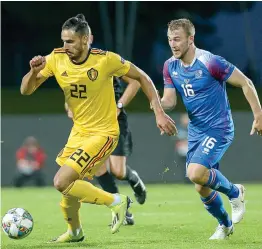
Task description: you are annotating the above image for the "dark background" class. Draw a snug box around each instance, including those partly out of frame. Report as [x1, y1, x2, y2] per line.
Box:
[1, 2, 262, 185]
[1, 1, 262, 114]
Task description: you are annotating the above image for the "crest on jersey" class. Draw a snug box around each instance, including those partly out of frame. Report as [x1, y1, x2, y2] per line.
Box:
[172, 71, 178, 78]
[184, 79, 190, 84]
[87, 68, 98, 81]
[195, 70, 202, 79]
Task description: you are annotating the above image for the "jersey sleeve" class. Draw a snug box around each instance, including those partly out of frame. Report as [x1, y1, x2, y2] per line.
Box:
[163, 60, 174, 88]
[40, 51, 55, 78]
[107, 52, 131, 77]
[207, 55, 235, 82]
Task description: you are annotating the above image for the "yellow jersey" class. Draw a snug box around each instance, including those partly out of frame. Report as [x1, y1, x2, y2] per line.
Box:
[40, 48, 131, 138]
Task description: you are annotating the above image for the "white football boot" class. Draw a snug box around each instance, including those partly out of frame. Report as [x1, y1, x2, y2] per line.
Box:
[229, 184, 246, 224]
[209, 224, 234, 240]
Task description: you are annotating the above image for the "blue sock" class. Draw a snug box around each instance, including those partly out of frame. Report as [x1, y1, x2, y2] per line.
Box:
[201, 191, 232, 227]
[204, 169, 239, 199]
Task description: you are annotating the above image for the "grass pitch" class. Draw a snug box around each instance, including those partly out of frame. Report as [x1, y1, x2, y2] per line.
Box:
[1, 184, 262, 249]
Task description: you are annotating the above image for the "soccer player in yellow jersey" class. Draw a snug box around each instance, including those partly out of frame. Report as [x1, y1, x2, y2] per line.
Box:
[20, 14, 178, 243]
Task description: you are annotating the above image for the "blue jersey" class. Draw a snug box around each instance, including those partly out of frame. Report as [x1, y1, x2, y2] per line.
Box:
[163, 48, 235, 141]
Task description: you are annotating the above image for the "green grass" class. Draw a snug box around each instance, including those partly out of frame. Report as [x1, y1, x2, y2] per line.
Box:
[1, 184, 262, 249]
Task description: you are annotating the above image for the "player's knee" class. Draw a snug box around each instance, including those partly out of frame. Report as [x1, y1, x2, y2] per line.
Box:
[188, 172, 202, 184]
[187, 164, 208, 184]
[109, 156, 126, 179]
[95, 163, 107, 177]
[53, 175, 69, 193]
[111, 163, 125, 179]
[195, 184, 211, 196]
[111, 166, 124, 179]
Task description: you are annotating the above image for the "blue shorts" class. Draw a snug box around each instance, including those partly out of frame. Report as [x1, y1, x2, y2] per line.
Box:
[186, 130, 234, 170]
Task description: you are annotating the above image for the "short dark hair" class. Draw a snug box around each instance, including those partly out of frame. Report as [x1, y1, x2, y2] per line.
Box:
[62, 14, 90, 35]
[168, 18, 195, 37]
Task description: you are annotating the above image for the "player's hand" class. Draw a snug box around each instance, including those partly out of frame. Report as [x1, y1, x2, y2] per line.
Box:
[67, 109, 74, 119]
[117, 108, 121, 117]
[156, 112, 178, 136]
[29, 55, 46, 74]
[250, 111, 262, 136]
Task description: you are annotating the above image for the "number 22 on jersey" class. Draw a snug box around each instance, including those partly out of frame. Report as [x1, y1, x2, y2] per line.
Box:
[70, 84, 87, 99]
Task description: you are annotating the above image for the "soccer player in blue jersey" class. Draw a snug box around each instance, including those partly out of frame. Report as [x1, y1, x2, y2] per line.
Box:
[160, 19, 262, 240]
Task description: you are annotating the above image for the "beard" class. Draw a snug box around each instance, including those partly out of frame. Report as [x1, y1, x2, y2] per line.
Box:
[67, 50, 82, 62]
[173, 46, 190, 60]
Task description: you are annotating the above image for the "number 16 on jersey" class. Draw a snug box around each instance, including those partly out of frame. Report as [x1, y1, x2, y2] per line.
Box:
[181, 84, 195, 97]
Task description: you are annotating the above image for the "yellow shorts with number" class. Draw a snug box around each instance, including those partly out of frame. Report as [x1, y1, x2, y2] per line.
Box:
[56, 129, 118, 179]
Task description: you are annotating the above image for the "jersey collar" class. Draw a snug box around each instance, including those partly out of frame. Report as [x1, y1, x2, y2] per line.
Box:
[180, 47, 197, 68]
[70, 48, 91, 65]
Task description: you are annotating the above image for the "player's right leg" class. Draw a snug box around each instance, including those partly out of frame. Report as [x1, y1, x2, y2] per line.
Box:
[50, 134, 131, 242]
[187, 132, 245, 225]
[48, 195, 84, 243]
[195, 184, 233, 239]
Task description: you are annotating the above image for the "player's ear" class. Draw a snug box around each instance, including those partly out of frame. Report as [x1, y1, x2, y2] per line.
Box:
[89, 34, 94, 45]
[189, 35, 194, 45]
[83, 35, 88, 45]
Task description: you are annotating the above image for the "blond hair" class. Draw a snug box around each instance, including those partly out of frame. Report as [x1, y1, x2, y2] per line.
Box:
[168, 19, 195, 37]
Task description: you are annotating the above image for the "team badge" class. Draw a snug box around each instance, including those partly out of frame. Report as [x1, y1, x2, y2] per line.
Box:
[184, 79, 190, 84]
[87, 68, 98, 81]
[172, 71, 178, 78]
[195, 70, 202, 78]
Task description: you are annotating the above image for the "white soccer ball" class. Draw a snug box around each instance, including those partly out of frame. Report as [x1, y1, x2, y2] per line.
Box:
[2, 208, 33, 239]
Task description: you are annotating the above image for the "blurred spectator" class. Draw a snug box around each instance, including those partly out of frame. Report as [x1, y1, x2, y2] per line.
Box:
[14, 136, 46, 187]
[175, 113, 189, 158]
[173, 113, 190, 183]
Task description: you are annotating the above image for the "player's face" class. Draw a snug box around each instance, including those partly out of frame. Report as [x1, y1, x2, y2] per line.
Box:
[167, 28, 192, 59]
[61, 29, 89, 61]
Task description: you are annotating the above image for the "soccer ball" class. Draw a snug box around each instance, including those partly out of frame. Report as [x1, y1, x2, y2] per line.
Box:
[2, 208, 33, 239]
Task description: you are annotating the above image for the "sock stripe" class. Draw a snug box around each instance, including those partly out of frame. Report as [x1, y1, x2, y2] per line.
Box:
[63, 182, 75, 196]
[208, 169, 216, 187]
[81, 137, 114, 176]
[203, 191, 218, 205]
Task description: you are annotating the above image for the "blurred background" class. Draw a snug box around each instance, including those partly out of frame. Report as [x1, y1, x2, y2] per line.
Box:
[1, 1, 262, 187]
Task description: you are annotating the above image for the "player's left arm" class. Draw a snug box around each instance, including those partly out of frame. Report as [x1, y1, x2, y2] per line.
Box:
[64, 102, 73, 119]
[227, 68, 262, 135]
[125, 63, 178, 136]
[108, 51, 177, 136]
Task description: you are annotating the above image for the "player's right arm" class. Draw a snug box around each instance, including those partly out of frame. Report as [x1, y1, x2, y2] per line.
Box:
[20, 56, 48, 95]
[161, 60, 177, 111]
[21, 52, 55, 95]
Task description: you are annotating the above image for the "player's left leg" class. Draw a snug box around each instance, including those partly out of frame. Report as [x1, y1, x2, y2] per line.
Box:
[95, 162, 134, 225]
[195, 184, 233, 239]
